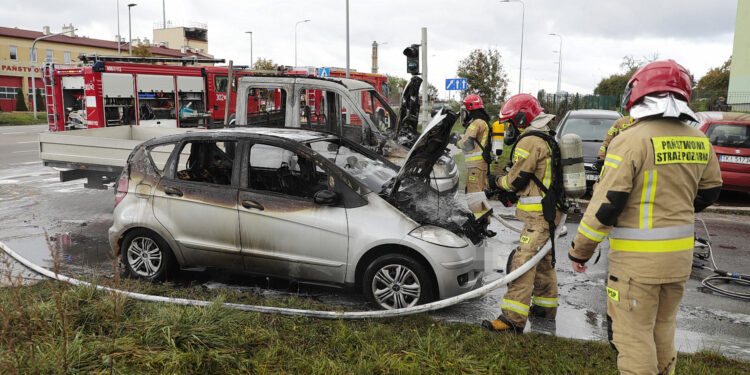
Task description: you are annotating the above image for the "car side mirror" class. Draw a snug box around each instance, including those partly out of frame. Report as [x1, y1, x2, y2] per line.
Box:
[314, 189, 339, 206]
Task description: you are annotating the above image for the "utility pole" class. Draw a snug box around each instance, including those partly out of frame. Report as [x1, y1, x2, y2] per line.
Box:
[224, 60, 233, 126]
[162, 0, 166, 29]
[346, 0, 350, 78]
[117, 0, 121, 56]
[549, 33, 562, 93]
[245, 31, 253, 69]
[420, 27, 429, 125]
[500, 0, 525, 94]
[128, 3, 137, 56]
[294, 19, 310, 67]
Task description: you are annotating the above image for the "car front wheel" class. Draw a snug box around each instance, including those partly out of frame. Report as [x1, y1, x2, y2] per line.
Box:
[363, 254, 435, 310]
[121, 229, 176, 281]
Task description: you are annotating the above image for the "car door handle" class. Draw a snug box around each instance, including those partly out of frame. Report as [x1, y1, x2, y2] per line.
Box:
[164, 187, 183, 197]
[242, 200, 264, 211]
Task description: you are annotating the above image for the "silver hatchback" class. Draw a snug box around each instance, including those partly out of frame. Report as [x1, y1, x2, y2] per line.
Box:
[109, 111, 492, 309]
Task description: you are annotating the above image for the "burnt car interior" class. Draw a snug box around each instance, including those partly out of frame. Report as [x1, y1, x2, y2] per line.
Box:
[175, 141, 236, 185]
[248, 144, 329, 199]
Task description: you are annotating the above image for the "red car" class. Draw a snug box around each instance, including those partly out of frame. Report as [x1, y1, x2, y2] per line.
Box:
[694, 112, 750, 192]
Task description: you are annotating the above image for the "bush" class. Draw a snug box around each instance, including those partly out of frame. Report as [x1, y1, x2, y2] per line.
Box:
[14, 89, 28, 111]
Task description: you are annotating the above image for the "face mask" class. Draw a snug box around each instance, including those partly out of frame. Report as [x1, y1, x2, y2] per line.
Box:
[460, 108, 471, 127]
[504, 121, 519, 145]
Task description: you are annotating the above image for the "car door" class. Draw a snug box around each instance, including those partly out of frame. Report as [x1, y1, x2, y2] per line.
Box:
[237, 140, 349, 283]
[152, 138, 243, 270]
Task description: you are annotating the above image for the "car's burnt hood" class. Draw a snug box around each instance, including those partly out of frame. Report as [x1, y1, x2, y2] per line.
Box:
[382, 109, 491, 244]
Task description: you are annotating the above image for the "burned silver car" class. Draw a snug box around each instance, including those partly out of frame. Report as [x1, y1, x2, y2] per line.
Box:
[109, 111, 492, 309]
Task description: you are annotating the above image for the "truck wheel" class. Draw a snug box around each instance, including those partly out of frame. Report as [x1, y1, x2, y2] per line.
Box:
[363, 254, 435, 310]
[227, 113, 236, 126]
[121, 229, 176, 281]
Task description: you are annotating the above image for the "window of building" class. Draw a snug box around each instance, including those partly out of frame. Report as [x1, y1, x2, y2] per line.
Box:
[46, 49, 54, 61]
[29, 48, 37, 62]
[0, 87, 19, 99]
[9, 46, 17, 60]
[64, 51, 71, 64]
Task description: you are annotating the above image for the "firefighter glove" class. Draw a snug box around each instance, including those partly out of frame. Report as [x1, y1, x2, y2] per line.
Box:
[448, 132, 461, 145]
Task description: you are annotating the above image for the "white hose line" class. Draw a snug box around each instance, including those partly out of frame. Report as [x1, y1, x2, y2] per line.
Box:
[0, 213, 565, 320]
[492, 213, 523, 233]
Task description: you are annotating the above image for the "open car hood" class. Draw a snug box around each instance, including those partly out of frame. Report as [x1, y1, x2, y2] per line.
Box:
[389, 109, 457, 197]
[394, 76, 423, 147]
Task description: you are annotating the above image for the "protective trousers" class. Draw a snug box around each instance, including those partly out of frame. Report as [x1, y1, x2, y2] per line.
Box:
[466, 166, 489, 217]
[500, 210, 559, 328]
[607, 269, 685, 375]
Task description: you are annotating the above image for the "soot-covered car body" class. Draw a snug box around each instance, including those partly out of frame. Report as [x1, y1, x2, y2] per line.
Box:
[108, 111, 491, 309]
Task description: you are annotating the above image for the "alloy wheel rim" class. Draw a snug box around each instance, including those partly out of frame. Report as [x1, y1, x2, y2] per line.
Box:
[126, 237, 162, 277]
[371, 264, 421, 309]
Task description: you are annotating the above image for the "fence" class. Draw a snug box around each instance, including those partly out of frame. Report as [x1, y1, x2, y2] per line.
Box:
[537, 92, 621, 123]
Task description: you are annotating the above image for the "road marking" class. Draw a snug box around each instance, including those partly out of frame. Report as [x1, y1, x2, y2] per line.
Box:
[1, 132, 25, 135]
[15, 141, 37, 144]
[12, 150, 37, 153]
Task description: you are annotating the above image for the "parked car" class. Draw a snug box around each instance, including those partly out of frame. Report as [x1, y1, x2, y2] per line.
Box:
[554, 109, 623, 191]
[693, 112, 750, 192]
[109, 111, 492, 310]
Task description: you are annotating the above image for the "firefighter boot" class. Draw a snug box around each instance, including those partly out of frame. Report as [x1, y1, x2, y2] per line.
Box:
[528, 304, 556, 319]
[481, 315, 522, 334]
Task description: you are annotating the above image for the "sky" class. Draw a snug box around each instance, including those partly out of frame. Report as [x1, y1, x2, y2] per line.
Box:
[1, 0, 739, 101]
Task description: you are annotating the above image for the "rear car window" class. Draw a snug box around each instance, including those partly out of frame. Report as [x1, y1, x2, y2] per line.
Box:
[707, 123, 750, 148]
[560, 117, 617, 142]
[148, 143, 177, 175]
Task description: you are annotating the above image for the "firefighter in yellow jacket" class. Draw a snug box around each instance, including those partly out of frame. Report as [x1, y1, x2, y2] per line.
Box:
[481, 94, 563, 333]
[450, 94, 492, 217]
[569, 60, 723, 375]
[596, 116, 634, 174]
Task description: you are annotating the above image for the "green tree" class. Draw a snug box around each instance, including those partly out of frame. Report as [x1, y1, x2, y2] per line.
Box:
[594, 54, 660, 97]
[131, 44, 153, 57]
[253, 58, 277, 71]
[386, 74, 408, 102]
[35, 89, 45, 111]
[694, 57, 731, 100]
[15, 89, 28, 111]
[456, 48, 508, 106]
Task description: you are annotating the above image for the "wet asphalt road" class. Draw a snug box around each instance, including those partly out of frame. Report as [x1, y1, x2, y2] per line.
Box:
[1, 124, 749, 361]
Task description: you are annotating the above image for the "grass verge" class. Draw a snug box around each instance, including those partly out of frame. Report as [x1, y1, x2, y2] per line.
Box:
[1, 279, 748, 374]
[0, 112, 48, 125]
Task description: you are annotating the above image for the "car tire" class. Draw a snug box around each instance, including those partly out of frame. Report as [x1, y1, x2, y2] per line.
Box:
[363, 254, 435, 310]
[120, 229, 177, 282]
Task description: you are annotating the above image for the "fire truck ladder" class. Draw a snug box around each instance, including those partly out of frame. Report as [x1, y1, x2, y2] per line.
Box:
[42, 61, 58, 131]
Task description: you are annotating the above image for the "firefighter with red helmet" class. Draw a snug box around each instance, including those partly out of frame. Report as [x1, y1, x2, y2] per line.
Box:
[450, 94, 492, 217]
[481, 94, 563, 333]
[569, 60, 722, 374]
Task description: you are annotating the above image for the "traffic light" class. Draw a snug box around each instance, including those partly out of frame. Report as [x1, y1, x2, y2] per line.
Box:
[403, 44, 420, 75]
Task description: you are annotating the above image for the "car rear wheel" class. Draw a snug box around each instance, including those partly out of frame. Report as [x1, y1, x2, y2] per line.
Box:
[121, 229, 176, 281]
[363, 254, 435, 310]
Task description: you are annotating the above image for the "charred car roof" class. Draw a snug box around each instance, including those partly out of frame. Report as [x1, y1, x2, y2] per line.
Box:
[139, 127, 339, 147]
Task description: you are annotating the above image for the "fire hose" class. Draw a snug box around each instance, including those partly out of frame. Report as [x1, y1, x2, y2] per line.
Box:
[0, 213, 565, 319]
[692, 218, 750, 300]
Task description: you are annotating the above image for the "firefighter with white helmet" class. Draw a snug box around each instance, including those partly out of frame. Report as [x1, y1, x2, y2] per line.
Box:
[569, 60, 723, 374]
[450, 94, 492, 217]
[481, 94, 565, 333]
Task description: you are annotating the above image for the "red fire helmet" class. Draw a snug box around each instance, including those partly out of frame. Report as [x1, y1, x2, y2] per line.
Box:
[622, 59, 692, 111]
[499, 94, 544, 128]
[463, 94, 484, 111]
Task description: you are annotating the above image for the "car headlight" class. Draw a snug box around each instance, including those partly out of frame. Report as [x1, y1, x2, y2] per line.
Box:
[409, 226, 468, 248]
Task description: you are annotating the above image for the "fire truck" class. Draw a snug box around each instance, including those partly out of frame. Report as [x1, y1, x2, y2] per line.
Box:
[43, 55, 284, 132]
[44, 56, 389, 132]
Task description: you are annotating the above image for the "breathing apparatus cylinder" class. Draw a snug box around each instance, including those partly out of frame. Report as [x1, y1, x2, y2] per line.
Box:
[491, 121, 505, 156]
[560, 133, 586, 198]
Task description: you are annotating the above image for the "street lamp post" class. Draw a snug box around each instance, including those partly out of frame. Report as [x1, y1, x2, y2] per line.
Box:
[128, 3, 137, 56]
[346, 0, 350, 78]
[117, 0, 121, 55]
[31, 28, 76, 119]
[294, 19, 310, 67]
[549, 33, 562, 93]
[500, 0, 525, 94]
[245, 31, 253, 69]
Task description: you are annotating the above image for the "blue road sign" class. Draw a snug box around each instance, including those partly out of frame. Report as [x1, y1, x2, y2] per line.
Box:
[318, 67, 330, 78]
[445, 78, 467, 91]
